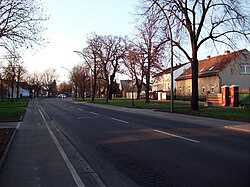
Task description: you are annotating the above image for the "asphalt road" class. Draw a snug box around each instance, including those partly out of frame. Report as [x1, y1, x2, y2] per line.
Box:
[1, 98, 250, 187]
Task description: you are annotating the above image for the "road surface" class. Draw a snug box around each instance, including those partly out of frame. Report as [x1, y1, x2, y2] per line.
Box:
[1, 98, 249, 187]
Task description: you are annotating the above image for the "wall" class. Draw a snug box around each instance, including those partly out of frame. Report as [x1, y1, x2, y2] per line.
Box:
[176, 76, 220, 96]
[219, 50, 250, 91]
[152, 63, 190, 93]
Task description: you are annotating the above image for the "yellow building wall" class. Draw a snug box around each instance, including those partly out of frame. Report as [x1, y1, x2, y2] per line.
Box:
[176, 76, 220, 96]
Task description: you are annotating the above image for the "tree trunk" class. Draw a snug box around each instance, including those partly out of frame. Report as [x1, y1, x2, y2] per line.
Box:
[191, 54, 199, 111]
[105, 78, 109, 103]
[75, 83, 78, 99]
[108, 84, 112, 99]
[136, 77, 142, 100]
[0, 78, 3, 101]
[16, 81, 19, 101]
[11, 75, 14, 103]
[91, 67, 97, 102]
[145, 66, 150, 103]
[82, 81, 85, 101]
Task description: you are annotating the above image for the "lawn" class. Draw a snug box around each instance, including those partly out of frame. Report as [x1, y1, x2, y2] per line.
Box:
[74, 98, 250, 123]
[0, 99, 29, 122]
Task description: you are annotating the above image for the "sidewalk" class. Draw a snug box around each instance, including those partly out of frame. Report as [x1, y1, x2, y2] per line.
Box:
[0, 101, 79, 187]
[72, 101, 250, 133]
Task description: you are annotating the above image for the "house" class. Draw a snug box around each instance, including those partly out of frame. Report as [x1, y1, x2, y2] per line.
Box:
[18, 82, 30, 97]
[0, 80, 30, 99]
[119, 80, 146, 99]
[175, 49, 250, 97]
[152, 63, 190, 100]
[119, 80, 131, 98]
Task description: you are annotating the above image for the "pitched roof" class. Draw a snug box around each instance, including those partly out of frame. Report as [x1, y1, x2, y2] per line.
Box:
[176, 49, 246, 81]
[18, 82, 29, 89]
[153, 62, 189, 78]
[120, 80, 131, 90]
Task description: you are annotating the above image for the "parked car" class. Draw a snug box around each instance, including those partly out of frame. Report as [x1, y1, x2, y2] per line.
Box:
[58, 94, 67, 98]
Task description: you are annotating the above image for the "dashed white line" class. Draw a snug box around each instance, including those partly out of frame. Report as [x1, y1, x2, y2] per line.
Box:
[111, 118, 129, 124]
[78, 108, 85, 112]
[153, 129, 200, 144]
[90, 112, 100, 116]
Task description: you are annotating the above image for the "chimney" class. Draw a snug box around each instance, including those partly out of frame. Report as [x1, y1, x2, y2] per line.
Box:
[224, 50, 230, 54]
[207, 55, 211, 59]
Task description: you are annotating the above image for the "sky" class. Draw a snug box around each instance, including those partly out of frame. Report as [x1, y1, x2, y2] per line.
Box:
[21, 0, 250, 83]
[23, 0, 137, 83]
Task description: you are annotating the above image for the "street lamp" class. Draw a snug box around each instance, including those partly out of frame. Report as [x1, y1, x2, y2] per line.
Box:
[61, 66, 74, 98]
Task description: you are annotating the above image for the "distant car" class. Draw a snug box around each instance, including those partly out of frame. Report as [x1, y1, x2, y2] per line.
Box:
[58, 94, 67, 98]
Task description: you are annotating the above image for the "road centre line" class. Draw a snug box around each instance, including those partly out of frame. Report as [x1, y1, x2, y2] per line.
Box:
[153, 129, 200, 144]
[78, 108, 85, 111]
[38, 108, 85, 187]
[90, 112, 100, 116]
[111, 117, 129, 124]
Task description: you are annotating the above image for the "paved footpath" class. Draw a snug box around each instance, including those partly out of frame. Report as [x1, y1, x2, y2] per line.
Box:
[0, 101, 81, 187]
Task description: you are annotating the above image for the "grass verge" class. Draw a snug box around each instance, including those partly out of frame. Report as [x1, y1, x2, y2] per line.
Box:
[74, 98, 250, 123]
[0, 99, 30, 122]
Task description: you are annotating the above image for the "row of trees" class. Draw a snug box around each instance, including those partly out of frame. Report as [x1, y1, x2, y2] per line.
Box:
[70, 0, 249, 111]
[0, 0, 48, 102]
[72, 13, 167, 103]
[0, 0, 249, 112]
[0, 56, 59, 102]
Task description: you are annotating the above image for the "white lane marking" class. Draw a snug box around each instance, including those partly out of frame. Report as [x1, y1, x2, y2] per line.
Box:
[153, 129, 200, 144]
[90, 112, 100, 116]
[111, 117, 129, 124]
[38, 109, 85, 187]
[78, 108, 85, 112]
[70, 106, 74, 108]
[77, 116, 98, 120]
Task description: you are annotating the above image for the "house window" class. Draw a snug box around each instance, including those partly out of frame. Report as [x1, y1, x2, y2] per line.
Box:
[240, 65, 250, 74]
[211, 86, 214, 93]
[188, 86, 191, 94]
[202, 86, 205, 94]
[179, 87, 182, 94]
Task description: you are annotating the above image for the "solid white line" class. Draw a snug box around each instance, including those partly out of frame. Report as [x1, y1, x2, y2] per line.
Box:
[38, 109, 85, 187]
[90, 112, 100, 116]
[153, 129, 200, 144]
[111, 117, 129, 124]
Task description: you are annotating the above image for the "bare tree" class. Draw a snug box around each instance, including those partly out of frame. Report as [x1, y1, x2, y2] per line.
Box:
[1, 52, 22, 102]
[71, 64, 89, 100]
[79, 33, 102, 102]
[15, 62, 26, 101]
[0, 0, 48, 51]
[140, 0, 250, 110]
[58, 82, 71, 95]
[27, 72, 42, 98]
[96, 35, 126, 101]
[41, 69, 58, 98]
[124, 41, 147, 100]
[136, 12, 167, 103]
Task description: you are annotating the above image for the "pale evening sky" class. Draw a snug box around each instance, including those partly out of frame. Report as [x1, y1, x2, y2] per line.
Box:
[23, 0, 137, 82]
[22, 0, 249, 83]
